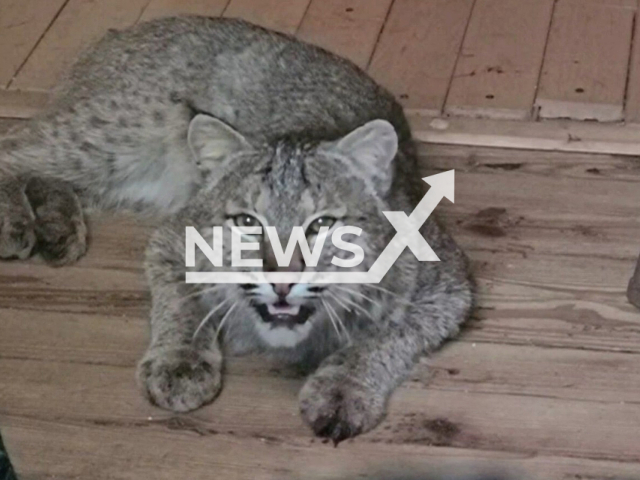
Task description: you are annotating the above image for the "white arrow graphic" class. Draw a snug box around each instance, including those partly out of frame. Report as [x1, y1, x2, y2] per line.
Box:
[186, 170, 455, 284]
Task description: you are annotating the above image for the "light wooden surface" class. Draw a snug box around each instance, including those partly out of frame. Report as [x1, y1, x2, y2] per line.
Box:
[1, 143, 640, 479]
[444, 0, 555, 120]
[410, 114, 640, 156]
[297, 0, 393, 69]
[0, 0, 68, 88]
[223, 0, 311, 35]
[535, 0, 635, 121]
[4, 0, 640, 129]
[368, 0, 475, 114]
[0, 90, 49, 119]
[6, 93, 640, 156]
[9, 0, 150, 92]
[140, 0, 229, 21]
[2, 5, 640, 476]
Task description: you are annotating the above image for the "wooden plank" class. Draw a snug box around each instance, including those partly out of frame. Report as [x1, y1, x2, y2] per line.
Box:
[444, 0, 554, 120]
[411, 114, 640, 154]
[0, 149, 639, 359]
[1, 148, 640, 360]
[139, 0, 229, 21]
[535, 0, 635, 121]
[0, 0, 68, 88]
[368, 0, 475, 114]
[625, 2, 640, 123]
[0, 89, 50, 119]
[424, 144, 640, 354]
[3, 301, 640, 404]
[5, 417, 640, 480]
[420, 343, 640, 405]
[1, 356, 639, 470]
[2, 145, 640, 477]
[6, 90, 640, 156]
[9, 0, 152, 92]
[223, 0, 311, 35]
[296, 0, 393, 69]
[409, 114, 640, 156]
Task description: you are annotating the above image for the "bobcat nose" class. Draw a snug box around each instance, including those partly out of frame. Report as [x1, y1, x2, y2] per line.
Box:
[264, 236, 304, 302]
[271, 283, 294, 299]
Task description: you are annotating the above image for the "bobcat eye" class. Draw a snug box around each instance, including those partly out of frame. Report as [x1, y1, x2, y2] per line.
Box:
[307, 216, 336, 235]
[233, 214, 261, 228]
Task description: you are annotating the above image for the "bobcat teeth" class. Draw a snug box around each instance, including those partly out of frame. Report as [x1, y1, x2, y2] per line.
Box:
[267, 304, 300, 316]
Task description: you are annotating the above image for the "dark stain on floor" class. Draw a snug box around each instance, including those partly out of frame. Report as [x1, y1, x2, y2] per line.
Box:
[377, 414, 468, 447]
[484, 163, 523, 171]
[465, 207, 509, 238]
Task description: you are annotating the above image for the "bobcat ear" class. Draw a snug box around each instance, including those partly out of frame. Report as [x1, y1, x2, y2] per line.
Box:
[187, 114, 252, 168]
[321, 119, 398, 194]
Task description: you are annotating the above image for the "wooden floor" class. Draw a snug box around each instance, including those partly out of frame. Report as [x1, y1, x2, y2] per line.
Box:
[0, 125, 639, 478]
[2, 1, 640, 479]
[3, 0, 640, 124]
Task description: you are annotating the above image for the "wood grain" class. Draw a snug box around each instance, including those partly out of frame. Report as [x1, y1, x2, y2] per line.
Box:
[5, 416, 640, 480]
[2, 146, 640, 478]
[139, 0, 229, 21]
[1, 357, 640, 466]
[409, 114, 640, 156]
[535, 0, 635, 121]
[9, 0, 151, 92]
[223, 0, 311, 35]
[444, 0, 555, 120]
[0, 0, 68, 88]
[2, 2, 640, 475]
[296, 0, 393, 68]
[424, 146, 640, 354]
[7, 90, 640, 156]
[2, 0, 640, 126]
[2, 309, 639, 404]
[368, 0, 475, 114]
[0, 89, 50, 119]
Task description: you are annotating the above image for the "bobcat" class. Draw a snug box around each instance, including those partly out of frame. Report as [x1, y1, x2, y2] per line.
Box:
[0, 16, 473, 442]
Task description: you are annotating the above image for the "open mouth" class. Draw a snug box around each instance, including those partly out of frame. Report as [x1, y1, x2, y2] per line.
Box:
[255, 302, 313, 327]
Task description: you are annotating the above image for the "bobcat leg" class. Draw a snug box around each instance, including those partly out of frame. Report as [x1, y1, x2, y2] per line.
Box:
[0, 178, 36, 260]
[24, 177, 87, 266]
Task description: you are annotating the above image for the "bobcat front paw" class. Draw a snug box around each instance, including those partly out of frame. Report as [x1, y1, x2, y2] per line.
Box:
[137, 347, 223, 413]
[0, 180, 36, 260]
[24, 177, 87, 266]
[299, 364, 388, 444]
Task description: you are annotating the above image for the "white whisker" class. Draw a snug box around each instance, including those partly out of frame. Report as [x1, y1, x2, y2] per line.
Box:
[362, 283, 409, 303]
[334, 285, 382, 309]
[335, 292, 376, 322]
[192, 299, 229, 341]
[325, 297, 351, 344]
[179, 285, 225, 304]
[214, 302, 238, 341]
[362, 283, 397, 296]
[327, 291, 352, 312]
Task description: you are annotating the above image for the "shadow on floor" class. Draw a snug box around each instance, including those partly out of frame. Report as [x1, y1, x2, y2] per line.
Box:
[0, 431, 17, 480]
